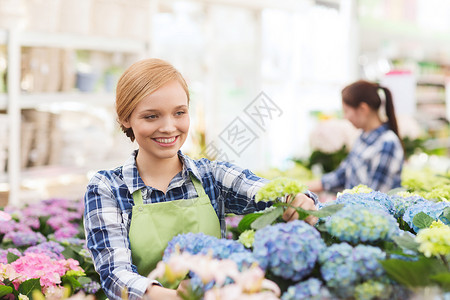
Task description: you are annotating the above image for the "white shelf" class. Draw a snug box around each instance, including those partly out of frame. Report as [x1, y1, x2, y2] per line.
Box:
[0, 92, 115, 110]
[18, 31, 147, 53]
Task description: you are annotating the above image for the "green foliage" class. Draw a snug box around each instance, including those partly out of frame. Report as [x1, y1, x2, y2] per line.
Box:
[413, 212, 435, 230]
[392, 233, 419, 253]
[7, 252, 20, 264]
[293, 146, 348, 173]
[250, 207, 283, 230]
[0, 285, 13, 298]
[430, 273, 450, 291]
[18, 278, 42, 298]
[238, 212, 263, 233]
[381, 258, 447, 288]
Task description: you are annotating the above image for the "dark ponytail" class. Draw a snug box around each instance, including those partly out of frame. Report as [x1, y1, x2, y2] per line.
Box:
[379, 86, 399, 138]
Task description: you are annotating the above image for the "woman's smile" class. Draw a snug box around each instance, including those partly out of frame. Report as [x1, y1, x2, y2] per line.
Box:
[153, 136, 178, 147]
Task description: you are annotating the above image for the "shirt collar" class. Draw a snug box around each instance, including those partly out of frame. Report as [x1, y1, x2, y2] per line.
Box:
[177, 150, 203, 183]
[360, 123, 389, 145]
[122, 149, 203, 195]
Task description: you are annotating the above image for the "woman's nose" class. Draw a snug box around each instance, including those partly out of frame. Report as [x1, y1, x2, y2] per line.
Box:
[159, 116, 177, 132]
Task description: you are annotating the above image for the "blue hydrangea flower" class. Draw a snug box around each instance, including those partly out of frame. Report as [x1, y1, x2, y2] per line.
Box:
[325, 205, 400, 243]
[389, 194, 427, 219]
[319, 243, 386, 298]
[281, 278, 331, 300]
[403, 201, 450, 233]
[252, 220, 325, 281]
[24, 241, 65, 260]
[228, 251, 257, 271]
[335, 191, 394, 215]
[163, 233, 248, 262]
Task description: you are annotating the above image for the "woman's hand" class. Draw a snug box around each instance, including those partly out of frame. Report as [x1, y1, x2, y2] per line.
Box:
[144, 284, 180, 300]
[282, 193, 318, 225]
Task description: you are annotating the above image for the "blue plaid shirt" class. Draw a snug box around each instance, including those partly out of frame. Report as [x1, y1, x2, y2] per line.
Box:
[84, 150, 318, 300]
[321, 124, 404, 193]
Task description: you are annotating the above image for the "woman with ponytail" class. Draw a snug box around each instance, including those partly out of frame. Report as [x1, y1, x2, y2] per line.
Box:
[307, 80, 404, 193]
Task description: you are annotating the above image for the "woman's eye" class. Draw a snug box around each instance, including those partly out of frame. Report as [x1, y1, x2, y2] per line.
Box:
[145, 115, 157, 119]
[176, 111, 186, 116]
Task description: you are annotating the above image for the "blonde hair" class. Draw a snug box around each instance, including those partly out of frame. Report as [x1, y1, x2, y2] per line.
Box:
[116, 58, 190, 141]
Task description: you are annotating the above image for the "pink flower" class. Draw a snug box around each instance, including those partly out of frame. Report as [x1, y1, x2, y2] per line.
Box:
[5, 253, 84, 290]
[0, 211, 12, 221]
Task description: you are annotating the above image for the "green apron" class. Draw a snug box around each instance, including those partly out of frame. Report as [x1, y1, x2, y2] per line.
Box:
[129, 175, 221, 276]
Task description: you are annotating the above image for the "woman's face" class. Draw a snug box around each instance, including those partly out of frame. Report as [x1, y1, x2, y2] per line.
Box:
[342, 101, 365, 129]
[123, 80, 190, 161]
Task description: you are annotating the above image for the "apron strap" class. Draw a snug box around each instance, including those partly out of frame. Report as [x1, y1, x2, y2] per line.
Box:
[133, 189, 144, 205]
[133, 174, 206, 205]
[190, 174, 206, 197]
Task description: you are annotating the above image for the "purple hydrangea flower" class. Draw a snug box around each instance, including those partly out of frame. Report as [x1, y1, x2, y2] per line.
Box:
[3, 230, 47, 247]
[402, 200, 450, 233]
[319, 243, 386, 298]
[0, 220, 32, 236]
[163, 232, 248, 262]
[325, 205, 400, 243]
[281, 278, 331, 300]
[82, 281, 101, 294]
[225, 215, 243, 228]
[252, 220, 325, 281]
[54, 225, 80, 240]
[24, 241, 65, 260]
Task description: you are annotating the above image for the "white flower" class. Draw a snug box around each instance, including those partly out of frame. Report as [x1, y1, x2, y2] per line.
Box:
[397, 114, 423, 140]
[309, 119, 359, 154]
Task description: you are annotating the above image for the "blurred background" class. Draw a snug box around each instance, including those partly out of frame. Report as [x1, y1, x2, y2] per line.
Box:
[0, 0, 449, 205]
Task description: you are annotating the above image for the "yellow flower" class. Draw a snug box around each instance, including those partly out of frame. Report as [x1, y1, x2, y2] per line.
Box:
[337, 184, 373, 197]
[238, 230, 255, 248]
[415, 220, 450, 257]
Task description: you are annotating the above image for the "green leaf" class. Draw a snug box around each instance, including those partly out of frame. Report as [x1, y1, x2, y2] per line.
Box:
[308, 204, 345, 218]
[7, 252, 20, 264]
[430, 272, 450, 291]
[294, 207, 310, 220]
[18, 278, 42, 297]
[413, 212, 435, 229]
[381, 257, 447, 288]
[62, 275, 82, 289]
[443, 207, 450, 222]
[392, 232, 419, 253]
[76, 276, 92, 286]
[387, 187, 407, 195]
[251, 207, 283, 230]
[0, 285, 13, 298]
[238, 213, 263, 233]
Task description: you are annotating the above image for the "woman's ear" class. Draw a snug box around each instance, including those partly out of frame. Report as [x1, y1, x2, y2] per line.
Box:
[358, 102, 371, 115]
[121, 118, 131, 129]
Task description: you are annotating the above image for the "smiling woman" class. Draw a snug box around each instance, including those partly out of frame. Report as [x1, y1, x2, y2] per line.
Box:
[83, 58, 319, 300]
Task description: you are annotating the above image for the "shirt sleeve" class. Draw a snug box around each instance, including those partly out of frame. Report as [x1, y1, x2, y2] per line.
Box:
[211, 161, 318, 213]
[84, 174, 156, 300]
[211, 160, 270, 214]
[321, 158, 348, 192]
[367, 140, 403, 192]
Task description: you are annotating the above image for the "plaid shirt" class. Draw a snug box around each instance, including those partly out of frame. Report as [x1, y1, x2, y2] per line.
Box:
[321, 124, 404, 193]
[84, 150, 318, 300]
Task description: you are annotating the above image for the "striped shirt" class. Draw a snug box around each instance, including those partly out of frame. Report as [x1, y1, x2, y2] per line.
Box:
[321, 123, 404, 193]
[84, 150, 318, 300]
